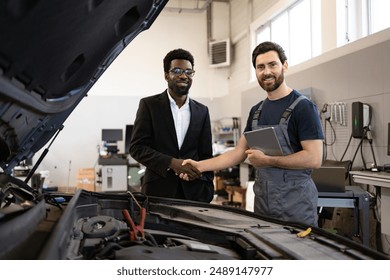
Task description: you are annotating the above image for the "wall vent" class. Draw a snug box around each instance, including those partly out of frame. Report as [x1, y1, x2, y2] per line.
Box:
[209, 39, 230, 68]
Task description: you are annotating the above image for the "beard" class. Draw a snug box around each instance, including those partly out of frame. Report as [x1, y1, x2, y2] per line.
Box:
[168, 79, 191, 96]
[258, 71, 284, 92]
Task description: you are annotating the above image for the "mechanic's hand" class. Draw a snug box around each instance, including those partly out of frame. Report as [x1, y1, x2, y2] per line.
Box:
[178, 159, 199, 181]
[169, 158, 201, 181]
[245, 149, 269, 167]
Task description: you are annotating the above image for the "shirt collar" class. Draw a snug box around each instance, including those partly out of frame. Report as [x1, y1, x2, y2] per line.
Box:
[167, 91, 190, 108]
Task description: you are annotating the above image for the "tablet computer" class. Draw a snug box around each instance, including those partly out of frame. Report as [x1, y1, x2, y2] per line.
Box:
[244, 127, 283, 156]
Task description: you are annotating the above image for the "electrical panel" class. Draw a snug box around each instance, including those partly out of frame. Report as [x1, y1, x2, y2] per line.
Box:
[351, 102, 370, 138]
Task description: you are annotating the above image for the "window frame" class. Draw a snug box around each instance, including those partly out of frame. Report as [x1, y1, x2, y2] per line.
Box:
[249, 0, 390, 82]
[250, 0, 321, 80]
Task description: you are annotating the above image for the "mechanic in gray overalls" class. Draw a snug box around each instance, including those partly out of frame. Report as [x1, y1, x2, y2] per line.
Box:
[248, 94, 321, 226]
[180, 41, 323, 226]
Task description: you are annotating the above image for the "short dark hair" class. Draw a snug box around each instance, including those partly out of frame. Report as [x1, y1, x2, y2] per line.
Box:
[163, 48, 194, 72]
[251, 41, 287, 68]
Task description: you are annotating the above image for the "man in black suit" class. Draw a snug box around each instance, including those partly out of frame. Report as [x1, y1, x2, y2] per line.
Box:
[129, 48, 214, 203]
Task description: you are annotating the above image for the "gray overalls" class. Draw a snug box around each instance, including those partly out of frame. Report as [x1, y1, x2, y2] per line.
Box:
[251, 95, 318, 226]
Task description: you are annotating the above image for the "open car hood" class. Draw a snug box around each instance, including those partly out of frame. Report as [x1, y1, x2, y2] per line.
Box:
[0, 0, 167, 173]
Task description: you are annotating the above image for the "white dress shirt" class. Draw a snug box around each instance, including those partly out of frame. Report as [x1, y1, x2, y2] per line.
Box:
[167, 92, 190, 149]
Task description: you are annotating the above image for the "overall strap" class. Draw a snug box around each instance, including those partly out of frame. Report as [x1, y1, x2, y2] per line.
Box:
[251, 101, 264, 129]
[251, 95, 307, 128]
[279, 95, 307, 124]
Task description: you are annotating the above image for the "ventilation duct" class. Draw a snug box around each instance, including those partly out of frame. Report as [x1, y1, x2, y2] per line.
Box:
[209, 38, 230, 68]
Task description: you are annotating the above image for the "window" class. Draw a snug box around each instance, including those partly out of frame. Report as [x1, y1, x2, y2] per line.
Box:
[255, 0, 321, 67]
[338, 0, 390, 46]
[369, 0, 390, 33]
[289, 0, 313, 65]
[253, 0, 390, 69]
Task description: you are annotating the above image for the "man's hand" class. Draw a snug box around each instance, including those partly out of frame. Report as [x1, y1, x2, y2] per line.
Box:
[178, 159, 199, 181]
[245, 149, 269, 167]
[169, 158, 201, 181]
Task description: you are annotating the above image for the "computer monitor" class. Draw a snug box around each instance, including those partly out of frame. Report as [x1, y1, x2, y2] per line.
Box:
[101, 129, 123, 142]
[102, 129, 122, 154]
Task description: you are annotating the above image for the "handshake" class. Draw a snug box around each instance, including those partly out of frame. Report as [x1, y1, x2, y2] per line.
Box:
[170, 158, 200, 181]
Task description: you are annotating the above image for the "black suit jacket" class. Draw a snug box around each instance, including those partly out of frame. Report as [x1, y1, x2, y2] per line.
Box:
[129, 91, 214, 202]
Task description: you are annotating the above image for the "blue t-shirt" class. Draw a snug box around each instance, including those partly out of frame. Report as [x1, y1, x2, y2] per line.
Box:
[244, 90, 324, 152]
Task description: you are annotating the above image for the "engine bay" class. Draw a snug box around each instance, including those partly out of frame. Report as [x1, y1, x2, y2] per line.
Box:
[1, 176, 388, 260]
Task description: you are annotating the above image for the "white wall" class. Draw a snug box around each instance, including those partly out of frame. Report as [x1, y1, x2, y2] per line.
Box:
[35, 96, 141, 188]
[88, 7, 230, 99]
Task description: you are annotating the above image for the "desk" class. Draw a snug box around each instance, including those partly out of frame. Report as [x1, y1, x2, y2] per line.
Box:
[350, 171, 390, 236]
[318, 185, 371, 247]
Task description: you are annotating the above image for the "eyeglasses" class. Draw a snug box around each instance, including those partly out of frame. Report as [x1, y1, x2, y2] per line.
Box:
[169, 68, 195, 77]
